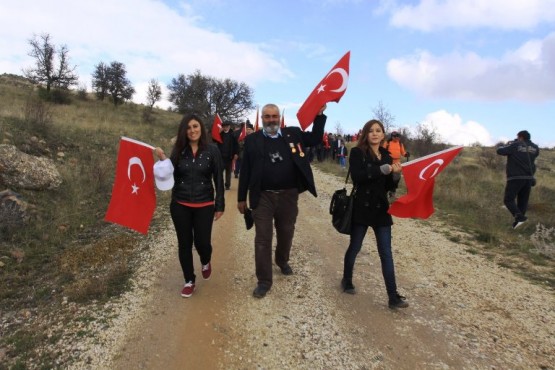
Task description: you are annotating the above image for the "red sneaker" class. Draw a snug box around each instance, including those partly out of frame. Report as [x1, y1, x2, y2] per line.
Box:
[201, 262, 212, 280]
[181, 281, 195, 298]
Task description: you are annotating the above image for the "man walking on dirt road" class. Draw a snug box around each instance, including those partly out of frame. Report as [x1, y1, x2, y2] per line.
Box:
[237, 103, 327, 298]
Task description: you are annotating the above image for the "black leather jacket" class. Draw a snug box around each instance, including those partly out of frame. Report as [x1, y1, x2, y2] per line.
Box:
[171, 144, 225, 212]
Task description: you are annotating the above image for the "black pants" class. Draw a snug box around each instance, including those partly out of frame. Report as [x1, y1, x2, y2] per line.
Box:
[251, 189, 299, 288]
[503, 179, 533, 218]
[223, 159, 233, 188]
[170, 201, 214, 283]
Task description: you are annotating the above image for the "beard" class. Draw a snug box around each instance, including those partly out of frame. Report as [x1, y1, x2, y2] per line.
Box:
[263, 122, 279, 135]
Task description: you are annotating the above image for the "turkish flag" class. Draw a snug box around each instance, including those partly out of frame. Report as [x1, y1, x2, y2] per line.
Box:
[238, 122, 247, 142]
[280, 109, 286, 128]
[388, 146, 463, 219]
[211, 114, 223, 143]
[296, 51, 350, 130]
[105, 137, 156, 234]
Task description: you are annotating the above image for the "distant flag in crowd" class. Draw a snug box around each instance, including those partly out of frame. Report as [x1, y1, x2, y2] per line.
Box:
[280, 109, 286, 128]
[388, 146, 463, 219]
[211, 114, 223, 143]
[238, 121, 247, 141]
[254, 106, 260, 132]
[104, 137, 156, 234]
[296, 51, 350, 130]
[323, 132, 330, 149]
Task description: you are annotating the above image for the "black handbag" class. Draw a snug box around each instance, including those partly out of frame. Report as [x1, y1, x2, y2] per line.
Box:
[329, 169, 356, 235]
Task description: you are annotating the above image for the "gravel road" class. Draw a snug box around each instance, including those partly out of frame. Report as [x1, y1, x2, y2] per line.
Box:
[62, 167, 554, 370]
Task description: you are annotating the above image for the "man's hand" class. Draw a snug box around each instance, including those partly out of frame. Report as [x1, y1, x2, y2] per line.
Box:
[392, 163, 402, 173]
[404, 152, 410, 158]
[214, 211, 223, 221]
[237, 201, 247, 214]
[318, 104, 327, 115]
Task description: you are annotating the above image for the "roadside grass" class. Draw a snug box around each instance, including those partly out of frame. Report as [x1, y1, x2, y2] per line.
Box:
[315, 145, 555, 289]
[0, 76, 181, 367]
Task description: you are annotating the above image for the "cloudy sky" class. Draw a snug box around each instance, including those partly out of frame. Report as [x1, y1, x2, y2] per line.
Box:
[1, 0, 554, 147]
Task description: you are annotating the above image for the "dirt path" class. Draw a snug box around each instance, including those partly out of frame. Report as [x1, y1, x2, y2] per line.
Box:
[100, 169, 553, 370]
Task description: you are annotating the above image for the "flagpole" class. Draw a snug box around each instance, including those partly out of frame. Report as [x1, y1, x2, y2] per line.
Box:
[401, 146, 463, 167]
[121, 136, 155, 150]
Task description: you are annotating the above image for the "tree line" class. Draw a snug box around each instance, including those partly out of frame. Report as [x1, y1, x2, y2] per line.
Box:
[22, 33, 254, 124]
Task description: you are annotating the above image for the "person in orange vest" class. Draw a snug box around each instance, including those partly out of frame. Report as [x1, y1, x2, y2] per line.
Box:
[383, 131, 410, 199]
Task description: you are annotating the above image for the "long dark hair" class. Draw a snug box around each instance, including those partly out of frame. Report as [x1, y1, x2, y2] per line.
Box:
[357, 119, 385, 161]
[170, 113, 208, 163]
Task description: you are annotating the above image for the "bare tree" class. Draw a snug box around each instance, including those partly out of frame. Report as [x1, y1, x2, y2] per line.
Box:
[23, 33, 78, 92]
[372, 100, 396, 133]
[146, 79, 162, 109]
[334, 121, 344, 136]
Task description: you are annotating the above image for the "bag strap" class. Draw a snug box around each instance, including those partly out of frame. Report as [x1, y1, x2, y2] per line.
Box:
[525, 144, 535, 178]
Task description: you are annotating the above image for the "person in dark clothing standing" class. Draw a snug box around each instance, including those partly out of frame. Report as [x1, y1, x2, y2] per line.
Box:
[217, 120, 239, 190]
[153, 113, 225, 298]
[237, 103, 327, 298]
[496, 130, 539, 229]
[341, 119, 408, 309]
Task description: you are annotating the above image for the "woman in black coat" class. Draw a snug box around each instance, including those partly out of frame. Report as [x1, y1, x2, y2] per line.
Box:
[341, 119, 408, 309]
[154, 114, 224, 298]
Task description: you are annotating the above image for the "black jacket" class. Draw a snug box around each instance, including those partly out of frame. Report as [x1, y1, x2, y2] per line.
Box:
[496, 139, 539, 180]
[350, 146, 396, 227]
[171, 144, 225, 212]
[217, 129, 239, 161]
[238, 114, 327, 209]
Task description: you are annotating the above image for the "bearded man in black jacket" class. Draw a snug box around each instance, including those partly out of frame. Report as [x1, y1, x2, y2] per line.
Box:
[237, 103, 327, 298]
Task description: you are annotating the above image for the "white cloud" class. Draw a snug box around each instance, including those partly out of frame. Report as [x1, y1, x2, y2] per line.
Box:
[386, 32, 555, 101]
[0, 0, 293, 106]
[415, 110, 494, 146]
[389, 0, 555, 31]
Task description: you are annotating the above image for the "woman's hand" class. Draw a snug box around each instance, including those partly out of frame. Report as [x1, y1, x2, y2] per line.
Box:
[391, 163, 402, 173]
[153, 147, 166, 161]
[214, 211, 223, 221]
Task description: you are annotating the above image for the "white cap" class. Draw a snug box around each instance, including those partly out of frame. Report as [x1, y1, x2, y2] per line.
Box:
[153, 159, 174, 191]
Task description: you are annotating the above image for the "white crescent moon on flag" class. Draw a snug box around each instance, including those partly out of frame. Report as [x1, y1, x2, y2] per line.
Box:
[419, 159, 444, 180]
[326, 68, 349, 93]
[128, 157, 146, 183]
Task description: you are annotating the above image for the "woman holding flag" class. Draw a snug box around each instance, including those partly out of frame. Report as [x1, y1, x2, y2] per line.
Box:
[154, 113, 225, 298]
[341, 119, 408, 309]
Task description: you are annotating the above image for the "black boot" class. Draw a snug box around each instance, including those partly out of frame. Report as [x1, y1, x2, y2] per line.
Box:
[341, 278, 356, 294]
[388, 293, 409, 309]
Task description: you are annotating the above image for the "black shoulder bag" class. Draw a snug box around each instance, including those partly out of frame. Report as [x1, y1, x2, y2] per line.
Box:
[329, 168, 356, 235]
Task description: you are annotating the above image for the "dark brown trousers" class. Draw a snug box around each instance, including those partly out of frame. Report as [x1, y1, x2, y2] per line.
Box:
[251, 189, 299, 288]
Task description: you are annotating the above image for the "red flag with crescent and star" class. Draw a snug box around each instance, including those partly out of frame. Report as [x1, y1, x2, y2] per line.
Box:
[296, 51, 350, 130]
[280, 109, 286, 128]
[104, 137, 156, 234]
[238, 121, 247, 142]
[211, 114, 223, 143]
[388, 146, 463, 219]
